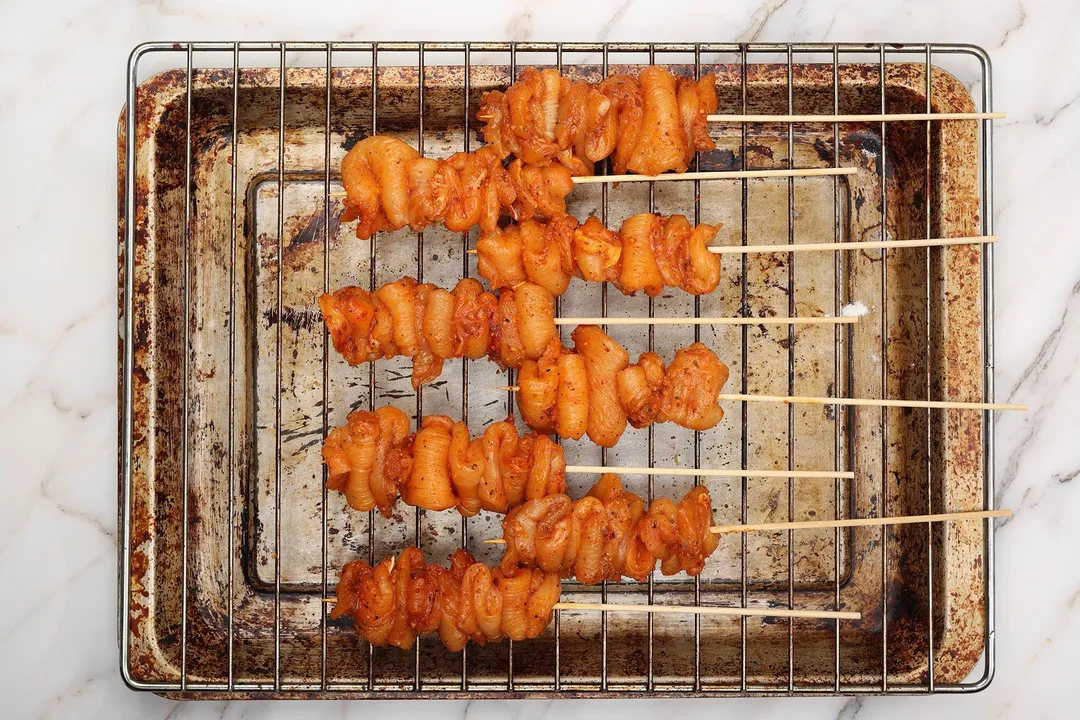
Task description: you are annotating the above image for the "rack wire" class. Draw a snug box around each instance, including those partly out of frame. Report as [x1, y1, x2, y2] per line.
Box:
[120, 41, 996, 697]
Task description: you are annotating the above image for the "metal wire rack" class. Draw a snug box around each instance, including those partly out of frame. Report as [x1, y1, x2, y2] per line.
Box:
[119, 41, 996, 698]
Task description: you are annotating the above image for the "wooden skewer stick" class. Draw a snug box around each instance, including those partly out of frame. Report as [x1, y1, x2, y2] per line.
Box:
[444, 294, 849, 325]
[709, 508, 1011, 534]
[709, 235, 997, 255]
[707, 112, 1005, 123]
[571, 167, 855, 184]
[564, 464, 852, 479]
[329, 167, 858, 197]
[322, 597, 857, 620]
[502, 385, 1024, 412]
[552, 602, 859, 620]
[717, 393, 1027, 412]
[552, 316, 856, 326]
[484, 509, 1011, 545]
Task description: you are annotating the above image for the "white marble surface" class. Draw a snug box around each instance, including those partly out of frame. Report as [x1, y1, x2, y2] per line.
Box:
[2, 0, 1078, 717]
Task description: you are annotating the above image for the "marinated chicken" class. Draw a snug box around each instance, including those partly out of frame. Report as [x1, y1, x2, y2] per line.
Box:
[501, 474, 720, 583]
[331, 547, 560, 651]
[517, 334, 729, 447]
[318, 277, 552, 388]
[479, 66, 718, 176]
[323, 412, 566, 518]
[571, 324, 629, 448]
[475, 211, 722, 298]
[340, 136, 574, 240]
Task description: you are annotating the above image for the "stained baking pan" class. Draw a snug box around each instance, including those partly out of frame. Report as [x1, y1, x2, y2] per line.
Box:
[118, 42, 996, 698]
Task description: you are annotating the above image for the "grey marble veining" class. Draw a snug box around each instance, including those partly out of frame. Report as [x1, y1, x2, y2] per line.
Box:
[1, 0, 1077, 717]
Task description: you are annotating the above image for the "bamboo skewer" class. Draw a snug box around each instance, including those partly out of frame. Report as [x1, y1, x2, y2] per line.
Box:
[485, 509, 1011, 545]
[327, 166, 857, 197]
[709, 235, 997, 254]
[570, 167, 855, 184]
[407, 267, 854, 326]
[717, 393, 1027, 412]
[552, 316, 855, 326]
[708, 111, 1006, 123]
[709, 509, 1011, 534]
[501, 386, 1025, 412]
[564, 464, 852, 479]
[322, 597, 857, 620]
[551, 602, 859, 620]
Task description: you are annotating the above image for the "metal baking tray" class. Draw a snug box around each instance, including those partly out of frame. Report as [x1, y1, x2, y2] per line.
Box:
[118, 42, 996, 698]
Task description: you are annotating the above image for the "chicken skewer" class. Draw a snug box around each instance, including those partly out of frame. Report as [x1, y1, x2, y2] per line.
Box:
[486, 508, 1013, 545]
[500, 385, 1026, 413]
[467, 212, 995, 297]
[490, 484, 1012, 585]
[323, 411, 852, 518]
[319, 278, 735, 446]
[333, 134, 853, 241]
[328, 547, 858, 652]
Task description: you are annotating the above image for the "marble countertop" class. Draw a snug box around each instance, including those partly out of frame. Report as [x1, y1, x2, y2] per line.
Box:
[2, 0, 1078, 717]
